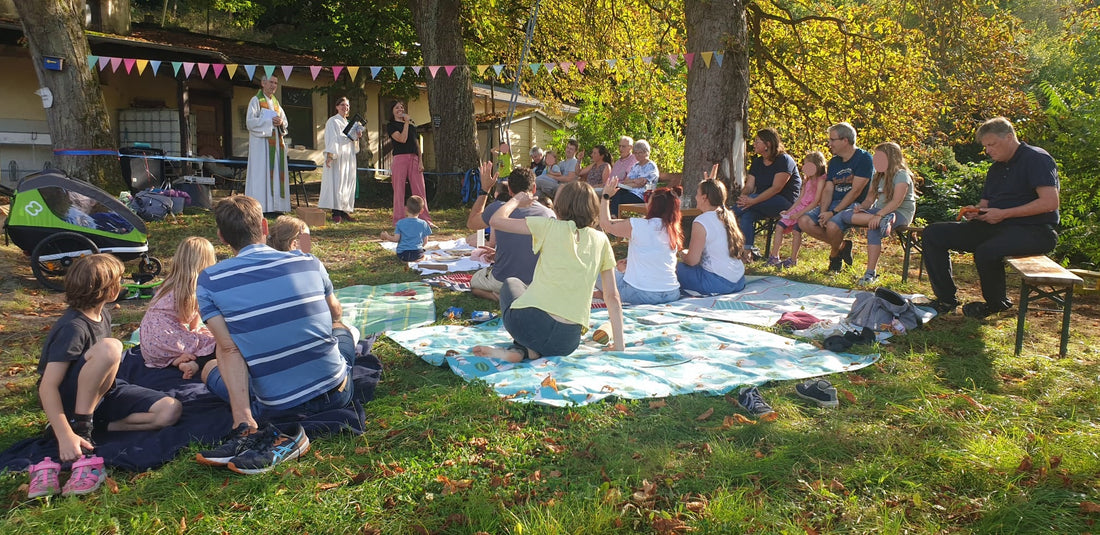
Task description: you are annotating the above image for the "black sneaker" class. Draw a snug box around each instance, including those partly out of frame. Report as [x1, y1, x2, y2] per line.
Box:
[962, 301, 1011, 319]
[737, 386, 775, 417]
[927, 299, 959, 315]
[827, 256, 843, 273]
[227, 424, 310, 475]
[839, 239, 854, 266]
[196, 423, 261, 467]
[795, 379, 839, 408]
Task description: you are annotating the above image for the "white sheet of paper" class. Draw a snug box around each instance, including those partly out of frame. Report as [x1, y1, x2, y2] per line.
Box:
[260, 108, 279, 124]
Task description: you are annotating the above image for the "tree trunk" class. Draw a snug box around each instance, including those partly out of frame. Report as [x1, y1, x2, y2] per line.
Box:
[683, 0, 749, 205]
[13, 0, 122, 191]
[410, 0, 480, 204]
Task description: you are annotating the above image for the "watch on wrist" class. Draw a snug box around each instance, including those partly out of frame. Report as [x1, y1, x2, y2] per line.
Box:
[479, 189, 490, 197]
[602, 193, 611, 200]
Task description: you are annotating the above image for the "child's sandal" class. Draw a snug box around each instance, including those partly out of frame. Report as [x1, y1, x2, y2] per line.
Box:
[27, 457, 61, 498]
[61, 455, 107, 497]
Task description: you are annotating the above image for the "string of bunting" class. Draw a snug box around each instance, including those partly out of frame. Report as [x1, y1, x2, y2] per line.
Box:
[83, 52, 727, 81]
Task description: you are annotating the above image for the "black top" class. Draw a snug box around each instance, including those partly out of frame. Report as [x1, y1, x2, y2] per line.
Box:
[37, 308, 110, 377]
[982, 143, 1059, 226]
[748, 153, 802, 204]
[531, 161, 546, 176]
[387, 121, 419, 155]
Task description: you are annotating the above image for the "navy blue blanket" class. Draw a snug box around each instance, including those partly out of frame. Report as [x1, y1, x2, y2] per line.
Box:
[0, 347, 382, 472]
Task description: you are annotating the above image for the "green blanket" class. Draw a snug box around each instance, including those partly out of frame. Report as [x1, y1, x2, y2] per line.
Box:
[336, 282, 436, 335]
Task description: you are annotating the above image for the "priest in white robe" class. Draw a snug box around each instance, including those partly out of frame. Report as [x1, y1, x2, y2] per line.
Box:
[245, 74, 291, 214]
[318, 97, 362, 223]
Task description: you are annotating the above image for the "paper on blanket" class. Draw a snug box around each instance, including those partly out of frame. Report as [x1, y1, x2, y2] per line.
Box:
[387, 309, 879, 407]
[336, 282, 436, 335]
[380, 238, 489, 274]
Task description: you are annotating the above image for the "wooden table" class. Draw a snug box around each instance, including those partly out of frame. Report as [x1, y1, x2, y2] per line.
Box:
[619, 203, 702, 218]
[1005, 255, 1083, 356]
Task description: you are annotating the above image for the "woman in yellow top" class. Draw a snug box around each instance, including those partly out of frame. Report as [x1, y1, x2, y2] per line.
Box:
[472, 181, 625, 361]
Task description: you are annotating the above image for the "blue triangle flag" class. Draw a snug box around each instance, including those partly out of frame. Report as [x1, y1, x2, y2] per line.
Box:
[244, 65, 257, 80]
[714, 52, 724, 67]
[171, 62, 183, 76]
[393, 66, 405, 80]
[492, 65, 504, 76]
[529, 63, 541, 74]
[149, 60, 162, 75]
[87, 55, 98, 69]
[262, 65, 275, 78]
[370, 67, 382, 79]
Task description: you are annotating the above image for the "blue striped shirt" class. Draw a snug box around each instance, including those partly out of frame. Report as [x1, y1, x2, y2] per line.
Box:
[197, 244, 347, 411]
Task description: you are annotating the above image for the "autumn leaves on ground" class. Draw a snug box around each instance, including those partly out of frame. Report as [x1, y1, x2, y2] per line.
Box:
[1, 205, 1098, 534]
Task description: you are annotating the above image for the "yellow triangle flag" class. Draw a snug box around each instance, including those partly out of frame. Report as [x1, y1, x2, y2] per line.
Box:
[347, 66, 360, 80]
[701, 51, 713, 67]
[135, 59, 149, 75]
[226, 64, 238, 79]
[477, 65, 490, 76]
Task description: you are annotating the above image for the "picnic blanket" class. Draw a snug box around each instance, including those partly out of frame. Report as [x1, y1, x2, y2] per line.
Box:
[0, 347, 383, 472]
[381, 238, 489, 274]
[336, 282, 436, 335]
[387, 308, 879, 407]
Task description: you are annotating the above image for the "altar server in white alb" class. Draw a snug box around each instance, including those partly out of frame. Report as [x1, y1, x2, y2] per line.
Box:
[245, 74, 291, 214]
[319, 97, 362, 223]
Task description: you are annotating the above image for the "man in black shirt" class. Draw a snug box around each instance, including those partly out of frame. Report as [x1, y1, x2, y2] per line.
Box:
[529, 146, 546, 177]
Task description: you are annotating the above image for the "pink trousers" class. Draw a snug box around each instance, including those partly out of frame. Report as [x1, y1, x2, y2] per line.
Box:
[391, 154, 432, 224]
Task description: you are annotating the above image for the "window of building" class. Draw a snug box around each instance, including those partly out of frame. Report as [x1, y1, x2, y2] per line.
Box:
[281, 87, 314, 149]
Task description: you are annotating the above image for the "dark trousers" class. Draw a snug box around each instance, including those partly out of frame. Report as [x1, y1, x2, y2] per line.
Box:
[922, 221, 1057, 306]
[734, 194, 792, 251]
[609, 190, 645, 218]
[500, 277, 583, 357]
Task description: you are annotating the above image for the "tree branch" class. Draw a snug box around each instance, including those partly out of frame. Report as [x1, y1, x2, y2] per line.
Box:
[748, 0, 871, 41]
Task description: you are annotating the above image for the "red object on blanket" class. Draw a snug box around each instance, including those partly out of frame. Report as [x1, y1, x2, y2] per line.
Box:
[775, 311, 821, 330]
[386, 289, 418, 296]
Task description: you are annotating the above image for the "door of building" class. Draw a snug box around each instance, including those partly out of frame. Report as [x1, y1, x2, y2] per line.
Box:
[190, 94, 226, 158]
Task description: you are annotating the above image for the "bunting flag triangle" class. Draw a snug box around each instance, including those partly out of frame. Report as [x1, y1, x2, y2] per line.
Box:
[262, 65, 275, 78]
[98, 57, 110, 70]
[444, 65, 457, 76]
[332, 66, 344, 80]
[244, 65, 257, 80]
[212, 63, 224, 78]
[87, 55, 98, 69]
[668, 54, 679, 68]
[347, 66, 359, 80]
[309, 66, 322, 80]
[412, 66, 422, 76]
[529, 63, 541, 74]
[136, 59, 149, 75]
[226, 64, 238, 79]
[576, 61, 587, 73]
[427, 65, 440, 78]
[492, 65, 504, 76]
[150, 60, 162, 75]
[476, 65, 490, 76]
[393, 66, 405, 80]
[559, 62, 571, 74]
[642, 56, 653, 64]
[700, 51, 713, 68]
[171, 61, 183, 76]
[110, 57, 123, 72]
[684, 53, 695, 69]
[182, 62, 195, 77]
[714, 51, 724, 67]
[197, 63, 210, 78]
[123, 58, 135, 74]
[606, 59, 617, 70]
[280, 65, 293, 80]
[544, 62, 555, 74]
[369, 66, 382, 79]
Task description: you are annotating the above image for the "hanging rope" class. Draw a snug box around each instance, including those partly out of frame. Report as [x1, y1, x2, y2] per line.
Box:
[501, 0, 542, 153]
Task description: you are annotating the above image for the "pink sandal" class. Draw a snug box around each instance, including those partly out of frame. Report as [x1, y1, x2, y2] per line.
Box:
[27, 457, 61, 498]
[61, 455, 106, 497]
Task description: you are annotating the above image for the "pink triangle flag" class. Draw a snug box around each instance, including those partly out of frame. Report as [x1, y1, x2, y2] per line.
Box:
[182, 62, 195, 77]
[544, 62, 555, 74]
[576, 61, 587, 73]
[642, 56, 653, 64]
[123, 58, 136, 74]
[281, 65, 293, 80]
[110, 57, 123, 72]
[197, 63, 210, 78]
[332, 66, 344, 80]
[213, 64, 225, 78]
[684, 52, 695, 69]
[412, 66, 422, 75]
[309, 66, 322, 80]
[98, 57, 110, 70]
[444, 65, 457, 76]
[427, 65, 440, 78]
[668, 54, 679, 68]
[559, 62, 571, 74]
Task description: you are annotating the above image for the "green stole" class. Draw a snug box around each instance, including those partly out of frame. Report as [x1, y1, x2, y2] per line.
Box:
[257, 90, 288, 197]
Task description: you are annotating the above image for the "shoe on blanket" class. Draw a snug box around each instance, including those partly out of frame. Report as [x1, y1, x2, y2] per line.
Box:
[737, 386, 775, 417]
[196, 423, 263, 467]
[27, 457, 61, 498]
[227, 424, 310, 475]
[796, 379, 839, 409]
[61, 455, 106, 497]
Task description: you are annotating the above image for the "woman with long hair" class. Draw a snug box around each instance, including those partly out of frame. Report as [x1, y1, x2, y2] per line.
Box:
[139, 237, 218, 378]
[576, 145, 612, 188]
[599, 176, 682, 304]
[826, 141, 917, 285]
[734, 127, 801, 257]
[472, 181, 625, 361]
[677, 176, 748, 295]
[387, 99, 433, 226]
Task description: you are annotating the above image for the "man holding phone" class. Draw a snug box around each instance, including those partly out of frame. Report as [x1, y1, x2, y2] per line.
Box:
[922, 117, 1060, 318]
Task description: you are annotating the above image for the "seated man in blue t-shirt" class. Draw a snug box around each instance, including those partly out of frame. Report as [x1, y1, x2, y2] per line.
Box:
[195, 195, 356, 474]
[922, 117, 1060, 319]
[797, 122, 873, 273]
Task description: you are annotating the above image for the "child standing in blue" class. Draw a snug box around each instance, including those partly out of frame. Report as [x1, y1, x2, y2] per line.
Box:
[31, 254, 181, 498]
[381, 195, 432, 262]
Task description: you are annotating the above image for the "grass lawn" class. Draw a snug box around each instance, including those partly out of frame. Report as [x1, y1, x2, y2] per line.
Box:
[1, 189, 1098, 534]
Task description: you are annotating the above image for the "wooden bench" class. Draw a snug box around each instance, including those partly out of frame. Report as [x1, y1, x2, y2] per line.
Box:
[895, 225, 924, 283]
[619, 203, 702, 218]
[1005, 255, 1084, 357]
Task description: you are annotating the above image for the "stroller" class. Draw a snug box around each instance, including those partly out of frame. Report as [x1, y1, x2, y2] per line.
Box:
[2, 169, 162, 291]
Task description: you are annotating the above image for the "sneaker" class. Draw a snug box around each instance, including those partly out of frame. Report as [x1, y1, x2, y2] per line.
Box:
[227, 424, 310, 475]
[827, 256, 843, 273]
[737, 386, 775, 417]
[962, 301, 1011, 319]
[27, 457, 61, 498]
[878, 213, 896, 237]
[795, 379, 839, 408]
[766, 256, 782, 267]
[61, 455, 106, 497]
[779, 258, 797, 269]
[926, 298, 959, 315]
[196, 423, 263, 467]
[839, 239, 854, 266]
[856, 271, 879, 286]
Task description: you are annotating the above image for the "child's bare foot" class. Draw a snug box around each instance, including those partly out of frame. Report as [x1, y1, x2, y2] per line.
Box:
[178, 361, 200, 380]
[471, 345, 537, 362]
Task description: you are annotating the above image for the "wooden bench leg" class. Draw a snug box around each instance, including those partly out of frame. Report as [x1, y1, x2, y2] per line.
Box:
[1060, 288, 1074, 357]
[1015, 282, 1029, 356]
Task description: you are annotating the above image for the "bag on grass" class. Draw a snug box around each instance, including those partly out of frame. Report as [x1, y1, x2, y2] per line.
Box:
[846, 287, 922, 333]
[132, 190, 174, 222]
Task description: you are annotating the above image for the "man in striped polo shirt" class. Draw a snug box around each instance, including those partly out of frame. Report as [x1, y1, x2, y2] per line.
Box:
[194, 195, 355, 474]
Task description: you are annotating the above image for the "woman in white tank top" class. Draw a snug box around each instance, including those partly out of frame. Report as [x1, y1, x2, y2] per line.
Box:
[677, 177, 747, 295]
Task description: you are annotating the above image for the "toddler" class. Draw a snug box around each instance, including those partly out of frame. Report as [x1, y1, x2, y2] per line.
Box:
[381, 195, 433, 262]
